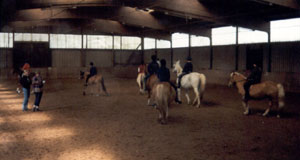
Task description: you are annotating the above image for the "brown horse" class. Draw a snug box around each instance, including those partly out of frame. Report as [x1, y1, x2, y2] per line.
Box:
[145, 74, 159, 105]
[228, 72, 285, 118]
[151, 82, 176, 124]
[80, 71, 108, 96]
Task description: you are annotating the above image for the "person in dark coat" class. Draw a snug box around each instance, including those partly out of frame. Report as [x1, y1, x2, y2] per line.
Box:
[243, 64, 262, 100]
[178, 57, 193, 89]
[157, 59, 181, 104]
[143, 55, 160, 91]
[86, 62, 97, 85]
[20, 70, 32, 111]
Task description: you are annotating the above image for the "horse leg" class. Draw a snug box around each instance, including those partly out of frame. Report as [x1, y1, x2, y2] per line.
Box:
[147, 90, 152, 106]
[177, 88, 182, 102]
[263, 100, 272, 117]
[242, 101, 250, 115]
[161, 107, 167, 125]
[193, 87, 200, 108]
[83, 84, 88, 96]
[137, 75, 142, 94]
[186, 93, 191, 105]
[277, 99, 284, 118]
[95, 83, 100, 96]
[101, 78, 109, 96]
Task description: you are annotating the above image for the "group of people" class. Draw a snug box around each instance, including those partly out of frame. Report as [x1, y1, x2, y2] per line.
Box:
[141, 55, 262, 102]
[18, 57, 262, 111]
[142, 55, 194, 104]
[19, 63, 44, 112]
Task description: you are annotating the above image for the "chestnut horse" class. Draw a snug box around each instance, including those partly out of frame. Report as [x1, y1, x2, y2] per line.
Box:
[80, 71, 108, 96]
[145, 74, 159, 105]
[228, 72, 285, 118]
[151, 82, 176, 124]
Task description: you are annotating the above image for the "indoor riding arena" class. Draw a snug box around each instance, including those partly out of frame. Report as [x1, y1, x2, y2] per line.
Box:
[1, 1, 300, 160]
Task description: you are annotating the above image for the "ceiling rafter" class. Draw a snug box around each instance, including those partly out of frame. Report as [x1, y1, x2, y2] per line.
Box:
[250, 0, 300, 9]
[153, 0, 271, 32]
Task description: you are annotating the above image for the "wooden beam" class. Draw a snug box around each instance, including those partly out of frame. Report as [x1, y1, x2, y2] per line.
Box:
[16, 0, 118, 9]
[154, 0, 271, 32]
[251, 0, 300, 9]
[12, 7, 208, 37]
[14, 7, 165, 30]
[7, 19, 171, 40]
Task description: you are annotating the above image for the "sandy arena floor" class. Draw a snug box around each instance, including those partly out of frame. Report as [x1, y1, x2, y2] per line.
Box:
[0, 77, 300, 160]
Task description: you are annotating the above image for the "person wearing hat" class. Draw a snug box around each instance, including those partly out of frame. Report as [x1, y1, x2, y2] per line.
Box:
[143, 55, 159, 91]
[86, 62, 97, 85]
[177, 57, 193, 89]
[22, 62, 31, 73]
[157, 59, 181, 104]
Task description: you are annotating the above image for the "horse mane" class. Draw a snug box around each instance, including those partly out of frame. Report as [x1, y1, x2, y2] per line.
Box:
[231, 72, 246, 80]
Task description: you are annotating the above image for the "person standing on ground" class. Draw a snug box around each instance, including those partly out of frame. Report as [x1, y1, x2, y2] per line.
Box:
[32, 72, 44, 112]
[20, 70, 31, 111]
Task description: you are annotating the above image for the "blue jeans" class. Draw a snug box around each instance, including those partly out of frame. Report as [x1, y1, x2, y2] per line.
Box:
[34, 92, 43, 107]
[22, 88, 30, 111]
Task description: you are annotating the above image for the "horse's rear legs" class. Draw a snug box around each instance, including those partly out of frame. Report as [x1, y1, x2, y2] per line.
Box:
[242, 101, 250, 115]
[193, 87, 200, 108]
[263, 101, 272, 117]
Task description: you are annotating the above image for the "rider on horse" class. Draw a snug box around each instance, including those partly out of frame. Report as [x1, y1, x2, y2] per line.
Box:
[85, 62, 97, 85]
[177, 57, 193, 89]
[157, 59, 182, 104]
[143, 55, 159, 91]
[243, 64, 262, 101]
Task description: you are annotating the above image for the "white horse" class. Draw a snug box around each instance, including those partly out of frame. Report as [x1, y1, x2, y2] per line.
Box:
[137, 72, 146, 94]
[172, 60, 206, 108]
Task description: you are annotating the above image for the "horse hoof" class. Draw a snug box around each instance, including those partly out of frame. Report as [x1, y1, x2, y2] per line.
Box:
[160, 120, 167, 125]
[243, 111, 249, 115]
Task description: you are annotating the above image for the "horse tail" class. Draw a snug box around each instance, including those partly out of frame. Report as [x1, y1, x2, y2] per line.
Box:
[198, 74, 206, 99]
[277, 83, 285, 108]
[155, 84, 168, 123]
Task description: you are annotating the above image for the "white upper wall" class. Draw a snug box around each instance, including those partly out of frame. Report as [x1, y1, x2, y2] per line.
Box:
[1, 18, 300, 49]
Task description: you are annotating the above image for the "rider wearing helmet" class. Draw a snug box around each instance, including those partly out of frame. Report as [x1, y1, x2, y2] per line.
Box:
[157, 59, 181, 104]
[143, 55, 159, 91]
[86, 62, 97, 85]
[177, 57, 193, 89]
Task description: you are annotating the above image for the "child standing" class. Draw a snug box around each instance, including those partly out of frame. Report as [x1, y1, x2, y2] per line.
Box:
[32, 72, 44, 112]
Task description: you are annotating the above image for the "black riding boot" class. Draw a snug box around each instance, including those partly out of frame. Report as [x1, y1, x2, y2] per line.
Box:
[244, 90, 250, 101]
[175, 89, 182, 104]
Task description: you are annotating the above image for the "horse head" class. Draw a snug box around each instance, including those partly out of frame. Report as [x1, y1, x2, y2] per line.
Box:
[228, 72, 246, 87]
[79, 71, 85, 79]
[172, 60, 182, 75]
